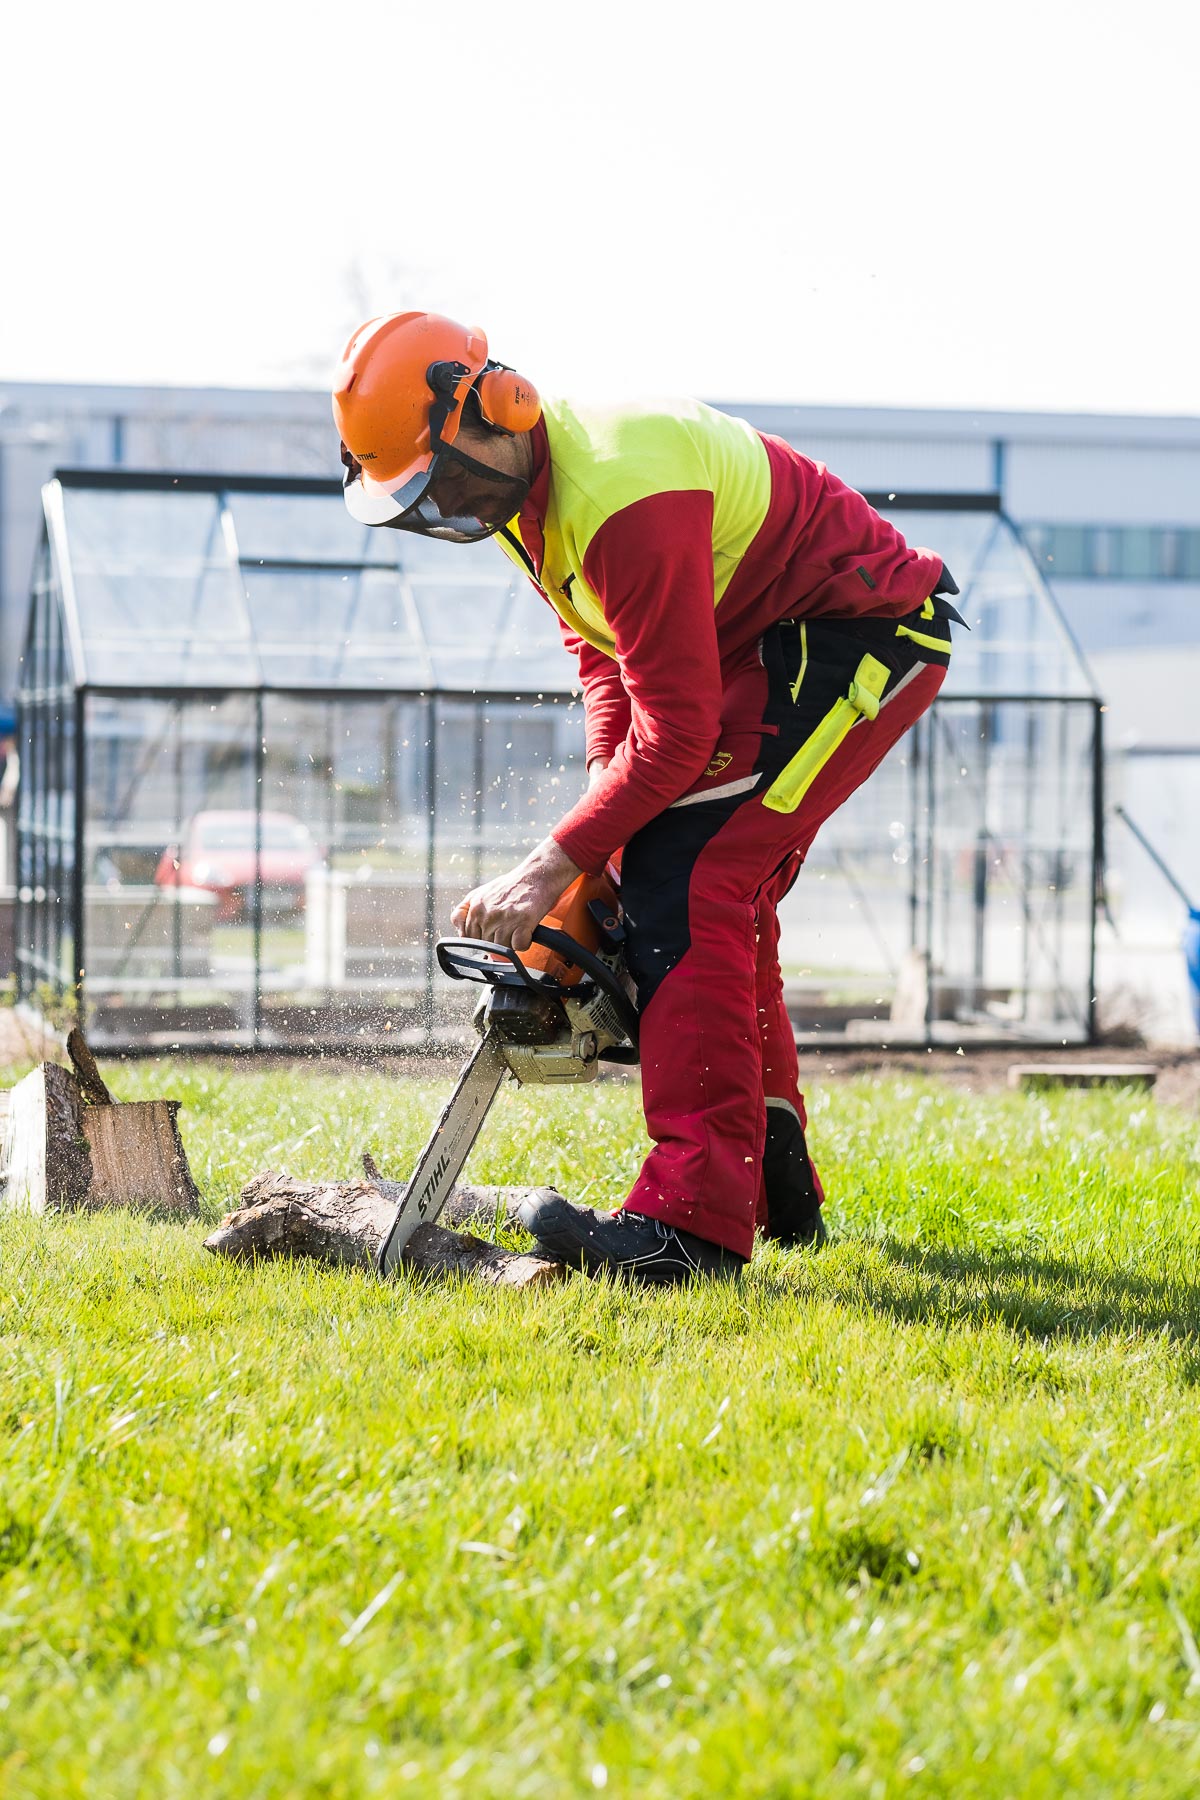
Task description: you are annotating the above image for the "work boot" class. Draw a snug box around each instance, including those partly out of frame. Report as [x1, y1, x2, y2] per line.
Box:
[517, 1190, 744, 1285]
[762, 1105, 828, 1248]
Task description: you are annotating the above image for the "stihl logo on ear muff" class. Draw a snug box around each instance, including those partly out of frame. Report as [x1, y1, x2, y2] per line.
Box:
[476, 363, 541, 434]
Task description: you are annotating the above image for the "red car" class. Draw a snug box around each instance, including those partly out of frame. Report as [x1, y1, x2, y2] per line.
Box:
[155, 810, 320, 922]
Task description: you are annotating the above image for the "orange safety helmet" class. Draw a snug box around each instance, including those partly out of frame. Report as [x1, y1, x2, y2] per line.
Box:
[332, 311, 541, 538]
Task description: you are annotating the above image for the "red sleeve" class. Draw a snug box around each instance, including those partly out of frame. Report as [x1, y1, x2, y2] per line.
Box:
[555, 617, 632, 768]
[551, 489, 722, 873]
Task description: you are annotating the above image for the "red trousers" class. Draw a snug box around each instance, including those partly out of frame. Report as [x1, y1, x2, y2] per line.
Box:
[620, 609, 949, 1260]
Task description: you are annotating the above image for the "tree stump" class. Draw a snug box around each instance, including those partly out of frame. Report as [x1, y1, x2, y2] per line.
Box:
[0, 1033, 200, 1215]
[203, 1171, 567, 1289]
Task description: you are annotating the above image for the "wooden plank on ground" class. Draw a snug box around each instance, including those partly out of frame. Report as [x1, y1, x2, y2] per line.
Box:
[1008, 1063, 1159, 1092]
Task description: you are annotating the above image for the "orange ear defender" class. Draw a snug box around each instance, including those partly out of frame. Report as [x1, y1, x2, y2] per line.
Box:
[475, 362, 541, 434]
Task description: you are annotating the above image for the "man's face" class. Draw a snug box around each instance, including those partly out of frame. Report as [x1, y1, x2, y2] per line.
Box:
[422, 452, 527, 535]
[347, 405, 535, 540]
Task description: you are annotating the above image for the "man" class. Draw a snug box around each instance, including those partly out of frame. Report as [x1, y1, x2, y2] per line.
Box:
[334, 311, 960, 1285]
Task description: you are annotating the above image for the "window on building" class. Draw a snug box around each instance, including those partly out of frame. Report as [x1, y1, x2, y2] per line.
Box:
[1022, 524, 1200, 581]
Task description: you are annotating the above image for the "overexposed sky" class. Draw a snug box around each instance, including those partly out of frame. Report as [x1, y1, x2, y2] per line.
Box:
[3, 0, 1197, 414]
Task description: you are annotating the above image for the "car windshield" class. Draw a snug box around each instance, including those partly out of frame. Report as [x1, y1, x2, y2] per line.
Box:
[196, 818, 312, 851]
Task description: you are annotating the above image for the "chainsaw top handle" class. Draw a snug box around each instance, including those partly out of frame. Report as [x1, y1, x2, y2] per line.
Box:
[436, 928, 639, 1052]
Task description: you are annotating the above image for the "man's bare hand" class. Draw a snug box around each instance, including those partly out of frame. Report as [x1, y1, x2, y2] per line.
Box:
[451, 837, 583, 952]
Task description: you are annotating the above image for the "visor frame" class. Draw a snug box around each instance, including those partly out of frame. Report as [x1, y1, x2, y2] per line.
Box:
[344, 461, 436, 526]
[344, 443, 527, 542]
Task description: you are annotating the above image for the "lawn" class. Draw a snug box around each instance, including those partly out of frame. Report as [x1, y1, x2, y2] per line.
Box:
[3, 1061, 1200, 1797]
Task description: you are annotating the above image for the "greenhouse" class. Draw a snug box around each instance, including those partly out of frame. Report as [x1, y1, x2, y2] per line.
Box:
[17, 469, 1102, 1050]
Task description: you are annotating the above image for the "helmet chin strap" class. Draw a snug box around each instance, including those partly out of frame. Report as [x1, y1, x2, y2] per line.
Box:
[444, 445, 526, 486]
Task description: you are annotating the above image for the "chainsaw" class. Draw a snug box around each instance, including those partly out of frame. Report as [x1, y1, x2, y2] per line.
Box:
[376, 865, 638, 1277]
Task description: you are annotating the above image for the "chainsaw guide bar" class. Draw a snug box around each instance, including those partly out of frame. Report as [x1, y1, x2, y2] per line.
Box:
[375, 901, 636, 1280]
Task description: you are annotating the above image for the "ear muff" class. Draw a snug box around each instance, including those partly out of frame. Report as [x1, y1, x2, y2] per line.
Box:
[474, 362, 541, 434]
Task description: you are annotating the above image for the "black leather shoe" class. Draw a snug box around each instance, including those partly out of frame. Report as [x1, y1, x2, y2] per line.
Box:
[762, 1106, 828, 1248]
[517, 1190, 745, 1285]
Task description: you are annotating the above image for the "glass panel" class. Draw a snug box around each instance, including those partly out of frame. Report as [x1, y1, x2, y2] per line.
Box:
[927, 700, 1095, 1040]
[1087, 528, 1117, 578]
[259, 694, 478, 1051]
[15, 573, 75, 1010]
[489, 578, 582, 690]
[776, 698, 1096, 1043]
[1046, 526, 1088, 578]
[1022, 525, 1052, 572]
[226, 491, 393, 565]
[259, 695, 440, 1044]
[428, 693, 587, 1035]
[241, 567, 432, 687]
[408, 577, 515, 689]
[879, 512, 1096, 699]
[64, 485, 222, 566]
[391, 533, 511, 577]
[775, 724, 918, 1033]
[62, 487, 255, 687]
[1118, 528, 1159, 580]
[81, 693, 259, 1048]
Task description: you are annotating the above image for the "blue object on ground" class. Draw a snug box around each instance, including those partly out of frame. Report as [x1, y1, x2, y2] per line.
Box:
[1185, 909, 1200, 1035]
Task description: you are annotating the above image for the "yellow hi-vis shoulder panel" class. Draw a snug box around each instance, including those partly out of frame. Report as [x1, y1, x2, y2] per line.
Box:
[496, 397, 772, 657]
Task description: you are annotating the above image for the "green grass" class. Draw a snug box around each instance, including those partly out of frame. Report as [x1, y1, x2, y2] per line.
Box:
[3, 1062, 1200, 1797]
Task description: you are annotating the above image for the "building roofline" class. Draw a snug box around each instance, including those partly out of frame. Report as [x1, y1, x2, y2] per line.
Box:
[4, 377, 1200, 446]
[0, 377, 325, 420]
[51, 466, 342, 495]
[724, 399, 1200, 448]
[49, 466, 1005, 513]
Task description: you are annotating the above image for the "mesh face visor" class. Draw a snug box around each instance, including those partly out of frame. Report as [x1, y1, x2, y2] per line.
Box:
[344, 447, 527, 542]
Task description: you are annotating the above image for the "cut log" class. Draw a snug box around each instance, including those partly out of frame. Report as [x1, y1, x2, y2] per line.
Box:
[0, 1035, 200, 1216]
[83, 1100, 201, 1212]
[204, 1171, 567, 1289]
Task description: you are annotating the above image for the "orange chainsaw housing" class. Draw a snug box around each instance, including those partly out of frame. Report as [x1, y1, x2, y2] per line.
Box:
[519, 857, 622, 988]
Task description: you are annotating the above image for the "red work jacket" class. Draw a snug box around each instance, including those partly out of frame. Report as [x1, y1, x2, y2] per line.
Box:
[497, 396, 942, 873]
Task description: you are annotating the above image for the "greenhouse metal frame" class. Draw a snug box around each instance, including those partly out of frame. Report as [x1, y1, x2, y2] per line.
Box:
[17, 468, 1104, 1052]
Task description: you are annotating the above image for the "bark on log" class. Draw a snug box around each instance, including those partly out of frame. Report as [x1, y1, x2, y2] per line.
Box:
[204, 1171, 567, 1289]
[0, 1062, 93, 1213]
[358, 1155, 539, 1232]
[67, 1027, 116, 1106]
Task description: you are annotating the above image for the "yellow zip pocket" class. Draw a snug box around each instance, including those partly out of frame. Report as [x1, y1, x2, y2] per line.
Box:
[762, 653, 891, 815]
